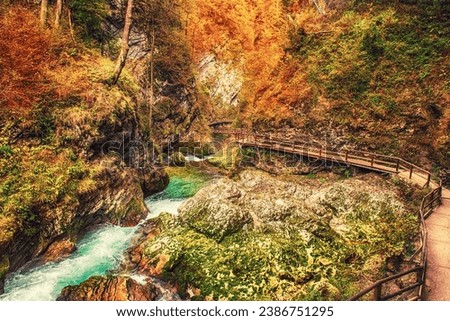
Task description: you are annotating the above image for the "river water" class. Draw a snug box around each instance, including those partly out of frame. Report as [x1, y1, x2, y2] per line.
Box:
[0, 165, 210, 301]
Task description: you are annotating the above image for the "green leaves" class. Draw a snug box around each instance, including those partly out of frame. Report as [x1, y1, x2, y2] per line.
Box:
[0, 145, 14, 158]
[361, 25, 385, 59]
[70, 0, 111, 45]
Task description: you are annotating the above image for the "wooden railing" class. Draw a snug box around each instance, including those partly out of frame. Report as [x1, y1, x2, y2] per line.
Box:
[213, 128, 443, 301]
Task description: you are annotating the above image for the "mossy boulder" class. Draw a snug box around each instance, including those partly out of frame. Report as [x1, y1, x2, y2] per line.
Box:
[140, 170, 418, 300]
[179, 181, 251, 241]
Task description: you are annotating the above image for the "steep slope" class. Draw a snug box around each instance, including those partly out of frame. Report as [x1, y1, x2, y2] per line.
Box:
[109, 0, 208, 142]
[0, 7, 167, 292]
[184, 0, 289, 119]
[186, 0, 449, 170]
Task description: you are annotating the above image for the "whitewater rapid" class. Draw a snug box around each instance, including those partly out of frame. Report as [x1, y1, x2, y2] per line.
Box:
[0, 198, 185, 301]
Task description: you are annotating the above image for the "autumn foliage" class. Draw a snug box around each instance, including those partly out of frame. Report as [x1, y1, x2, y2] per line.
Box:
[0, 7, 53, 116]
[183, 0, 292, 125]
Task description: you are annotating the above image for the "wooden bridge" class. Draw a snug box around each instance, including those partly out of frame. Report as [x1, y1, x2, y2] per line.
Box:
[208, 120, 234, 130]
[212, 127, 449, 301]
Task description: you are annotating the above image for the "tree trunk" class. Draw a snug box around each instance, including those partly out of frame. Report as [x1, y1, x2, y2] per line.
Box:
[40, 0, 49, 27]
[55, 0, 63, 29]
[148, 28, 155, 137]
[111, 0, 134, 85]
[311, 0, 326, 15]
[68, 8, 76, 41]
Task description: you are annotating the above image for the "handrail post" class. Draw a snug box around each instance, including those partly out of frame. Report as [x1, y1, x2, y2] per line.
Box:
[345, 150, 349, 162]
[319, 147, 322, 157]
[426, 174, 431, 188]
[438, 186, 442, 206]
[396, 159, 400, 172]
[410, 165, 414, 179]
[371, 155, 375, 167]
[416, 267, 422, 284]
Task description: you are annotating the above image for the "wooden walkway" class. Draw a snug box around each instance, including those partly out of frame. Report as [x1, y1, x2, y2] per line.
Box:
[425, 189, 450, 300]
[213, 128, 448, 301]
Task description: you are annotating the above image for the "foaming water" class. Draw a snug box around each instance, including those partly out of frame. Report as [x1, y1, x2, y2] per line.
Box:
[184, 154, 213, 162]
[1, 225, 135, 301]
[0, 198, 184, 301]
[145, 198, 185, 219]
[0, 167, 211, 301]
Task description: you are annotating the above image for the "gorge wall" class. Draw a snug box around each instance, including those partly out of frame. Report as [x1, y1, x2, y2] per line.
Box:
[183, 0, 450, 171]
[0, 4, 169, 292]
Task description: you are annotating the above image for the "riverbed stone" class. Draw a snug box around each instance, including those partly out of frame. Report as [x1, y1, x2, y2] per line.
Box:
[57, 276, 160, 301]
[42, 238, 77, 263]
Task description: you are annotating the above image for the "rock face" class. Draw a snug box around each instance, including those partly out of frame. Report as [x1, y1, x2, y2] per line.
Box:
[178, 170, 335, 241]
[0, 58, 169, 294]
[0, 107, 168, 294]
[136, 170, 419, 300]
[198, 54, 243, 108]
[57, 276, 160, 301]
[42, 238, 77, 263]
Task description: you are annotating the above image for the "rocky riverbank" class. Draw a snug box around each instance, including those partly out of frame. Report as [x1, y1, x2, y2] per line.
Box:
[57, 276, 160, 301]
[0, 54, 169, 294]
[60, 169, 420, 301]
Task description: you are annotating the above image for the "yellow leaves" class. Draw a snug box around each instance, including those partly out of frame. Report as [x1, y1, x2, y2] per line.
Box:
[154, 253, 170, 275]
[185, 0, 291, 124]
[0, 7, 53, 117]
[268, 276, 279, 289]
[77, 178, 97, 196]
[318, 257, 333, 266]
[0, 215, 20, 244]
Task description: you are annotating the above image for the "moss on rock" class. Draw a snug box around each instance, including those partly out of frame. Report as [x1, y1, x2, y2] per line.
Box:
[0, 256, 9, 280]
[141, 170, 419, 300]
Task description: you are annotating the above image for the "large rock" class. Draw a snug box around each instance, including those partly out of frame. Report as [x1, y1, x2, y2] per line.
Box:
[42, 238, 77, 263]
[57, 276, 160, 301]
[178, 169, 330, 240]
[179, 181, 251, 241]
[138, 169, 419, 300]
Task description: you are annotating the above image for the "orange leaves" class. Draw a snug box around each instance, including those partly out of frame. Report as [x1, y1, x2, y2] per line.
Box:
[0, 7, 53, 116]
[184, 0, 291, 126]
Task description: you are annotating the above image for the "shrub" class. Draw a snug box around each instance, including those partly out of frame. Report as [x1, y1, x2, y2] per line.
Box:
[0, 7, 52, 116]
